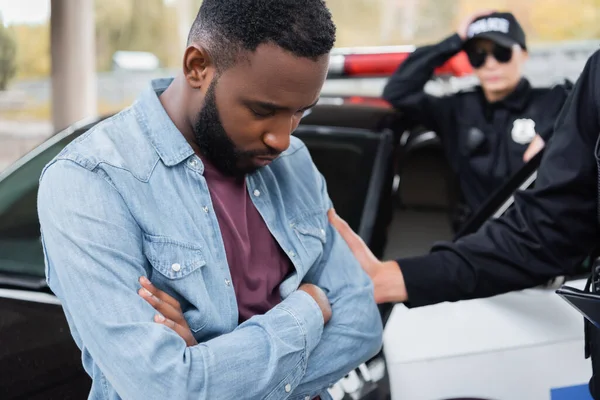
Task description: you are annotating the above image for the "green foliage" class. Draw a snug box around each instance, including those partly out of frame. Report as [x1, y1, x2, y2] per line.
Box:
[95, 0, 180, 71]
[11, 24, 50, 80]
[0, 18, 17, 90]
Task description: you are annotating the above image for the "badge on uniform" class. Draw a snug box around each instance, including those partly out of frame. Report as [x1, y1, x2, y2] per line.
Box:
[511, 118, 536, 144]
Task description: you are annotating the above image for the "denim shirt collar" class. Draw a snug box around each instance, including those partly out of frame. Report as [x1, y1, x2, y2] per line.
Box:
[134, 77, 195, 167]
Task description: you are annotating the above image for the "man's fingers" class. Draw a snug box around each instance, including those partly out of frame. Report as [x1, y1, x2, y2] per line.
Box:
[154, 313, 174, 327]
[154, 314, 198, 346]
[139, 276, 181, 311]
[138, 287, 186, 325]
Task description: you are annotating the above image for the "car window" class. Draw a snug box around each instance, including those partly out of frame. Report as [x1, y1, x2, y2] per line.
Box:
[0, 121, 96, 278]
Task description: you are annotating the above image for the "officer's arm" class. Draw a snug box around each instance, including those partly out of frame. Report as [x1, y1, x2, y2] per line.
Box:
[398, 50, 600, 307]
[536, 79, 575, 142]
[381, 34, 463, 134]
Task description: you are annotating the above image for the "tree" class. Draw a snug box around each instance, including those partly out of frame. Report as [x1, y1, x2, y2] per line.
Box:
[529, 0, 599, 42]
[327, 0, 384, 46]
[0, 18, 17, 90]
[95, 0, 180, 71]
[11, 24, 50, 80]
[95, 0, 133, 71]
[414, 0, 458, 44]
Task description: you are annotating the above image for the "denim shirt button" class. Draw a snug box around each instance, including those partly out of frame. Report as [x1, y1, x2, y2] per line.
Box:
[285, 384, 291, 393]
[225, 279, 231, 286]
[171, 263, 181, 272]
[253, 189, 261, 197]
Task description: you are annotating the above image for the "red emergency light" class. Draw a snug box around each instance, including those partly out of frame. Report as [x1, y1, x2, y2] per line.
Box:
[329, 48, 473, 78]
[344, 96, 393, 108]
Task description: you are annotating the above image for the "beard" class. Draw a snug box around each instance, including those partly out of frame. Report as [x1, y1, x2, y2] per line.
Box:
[192, 81, 275, 177]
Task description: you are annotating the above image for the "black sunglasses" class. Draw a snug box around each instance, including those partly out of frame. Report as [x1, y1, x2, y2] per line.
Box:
[466, 45, 513, 69]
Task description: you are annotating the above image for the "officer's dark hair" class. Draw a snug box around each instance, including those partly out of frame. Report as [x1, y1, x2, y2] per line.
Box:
[187, 0, 336, 72]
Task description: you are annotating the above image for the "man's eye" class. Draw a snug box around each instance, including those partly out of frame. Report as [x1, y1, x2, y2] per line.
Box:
[250, 108, 274, 118]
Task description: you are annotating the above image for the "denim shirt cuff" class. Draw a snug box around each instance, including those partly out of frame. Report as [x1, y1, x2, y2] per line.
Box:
[279, 290, 325, 354]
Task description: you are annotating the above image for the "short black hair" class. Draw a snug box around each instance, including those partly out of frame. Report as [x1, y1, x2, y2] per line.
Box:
[187, 0, 336, 71]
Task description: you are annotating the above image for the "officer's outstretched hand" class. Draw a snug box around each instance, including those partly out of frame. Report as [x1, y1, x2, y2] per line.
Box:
[328, 208, 407, 304]
[457, 9, 496, 40]
[523, 134, 545, 162]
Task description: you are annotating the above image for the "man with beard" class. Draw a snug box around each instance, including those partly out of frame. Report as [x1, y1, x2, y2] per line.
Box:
[36, 1, 382, 399]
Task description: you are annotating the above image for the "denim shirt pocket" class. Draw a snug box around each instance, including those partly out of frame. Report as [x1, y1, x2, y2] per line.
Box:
[143, 234, 206, 278]
[291, 213, 328, 274]
[142, 233, 209, 332]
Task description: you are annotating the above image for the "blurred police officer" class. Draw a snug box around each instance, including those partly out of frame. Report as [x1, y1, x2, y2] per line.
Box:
[383, 10, 572, 229]
[331, 44, 600, 399]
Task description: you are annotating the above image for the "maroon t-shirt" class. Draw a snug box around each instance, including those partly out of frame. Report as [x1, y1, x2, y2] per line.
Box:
[202, 158, 322, 399]
[201, 157, 293, 323]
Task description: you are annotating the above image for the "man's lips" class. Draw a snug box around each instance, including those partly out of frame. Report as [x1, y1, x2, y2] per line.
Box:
[253, 155, 278, 166]
[255, 156, 277, 161]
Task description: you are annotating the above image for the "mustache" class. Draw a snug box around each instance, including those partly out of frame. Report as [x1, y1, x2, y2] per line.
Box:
[238, 148, 280, 158]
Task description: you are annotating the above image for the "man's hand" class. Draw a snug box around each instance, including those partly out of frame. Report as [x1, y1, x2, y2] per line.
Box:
[457, 9, 496, 40]
[328, 209, 407, 303]
[523, 134, 545, 162]
[138, 276, 332, 345]
[299, 283, 332, 324]
[138, 276, 198, 346]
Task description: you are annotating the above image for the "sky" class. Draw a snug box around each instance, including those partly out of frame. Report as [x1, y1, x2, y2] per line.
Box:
[0, 0, 50, 25]
[0, 0, 175, 26]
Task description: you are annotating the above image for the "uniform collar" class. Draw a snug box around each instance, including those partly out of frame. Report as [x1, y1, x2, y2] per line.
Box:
[480, 78, 532, 113]
[134, 78, 195, 167]
[478, 78, 532, 120]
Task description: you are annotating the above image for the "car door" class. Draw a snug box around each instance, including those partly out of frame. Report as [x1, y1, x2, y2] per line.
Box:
[0, 120, 98, 400]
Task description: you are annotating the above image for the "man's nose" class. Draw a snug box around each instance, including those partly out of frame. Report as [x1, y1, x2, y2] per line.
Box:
[262, 117, 295, 153]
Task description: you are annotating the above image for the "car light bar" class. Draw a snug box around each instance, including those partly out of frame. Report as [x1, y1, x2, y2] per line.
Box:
[328, 46, 473, 78]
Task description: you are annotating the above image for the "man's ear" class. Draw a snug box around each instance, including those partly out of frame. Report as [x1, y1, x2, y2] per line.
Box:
[183, 44, 214, 90]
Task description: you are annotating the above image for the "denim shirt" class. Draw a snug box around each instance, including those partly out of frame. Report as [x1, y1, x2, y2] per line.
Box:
[37, 78, 383, 400]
